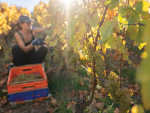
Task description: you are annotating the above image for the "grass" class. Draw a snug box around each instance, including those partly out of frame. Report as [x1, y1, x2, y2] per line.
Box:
[47, 66, 121, 113]
[48, 68, 90, 98]
[47, 67, 91, 113]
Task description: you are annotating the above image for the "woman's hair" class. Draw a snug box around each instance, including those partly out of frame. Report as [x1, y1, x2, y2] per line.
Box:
[16, 22, 23, 30]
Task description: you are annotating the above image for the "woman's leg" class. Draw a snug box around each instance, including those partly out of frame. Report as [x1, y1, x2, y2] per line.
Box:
[33, 46, 48, 64]
[12, 45, 24, 66]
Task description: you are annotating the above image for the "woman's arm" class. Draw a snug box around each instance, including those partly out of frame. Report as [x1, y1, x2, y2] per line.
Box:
[14, 32, 34, 53]
[32, 26, 49, 35]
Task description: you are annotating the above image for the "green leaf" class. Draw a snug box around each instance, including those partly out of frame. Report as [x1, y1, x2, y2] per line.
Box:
[126, 25, 138, 40]
[133, 19, 147, 47]
[73, 7, 87, 17]
[68, 20, 75, 38]
[68, 20, 75, 45]
[112, 16, 120, 33]
[87, 13, 100, 27]
[123, 53, 128, 60]
[135, 1, 149, 18]
[119, 6, 128, 16]
[49, 39, 58, 47]
[115, 36, 122, 46]
[99, 20, 112, 42]
[74, 40, 81, 50]
[135, 1, 149, 13]
[75, 22, 86, 40]
[118, 45, 127, 53]
[107, 35, 117, 49]
[105, 0, 119, 9]
[136, 53, 150, 110]
[98, 40, 103, 45]
[141, 20, 150, 42]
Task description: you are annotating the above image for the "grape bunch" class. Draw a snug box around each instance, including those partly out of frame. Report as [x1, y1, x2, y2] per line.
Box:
[105, 72, 120, 102]
[93, 51, 106, 86]
[106, 72, 132, 113]
[12, 73, 42, 83]
[69, 51, 80, 68]
[116, 87, 132, 113]
[85, 42, 93, 63]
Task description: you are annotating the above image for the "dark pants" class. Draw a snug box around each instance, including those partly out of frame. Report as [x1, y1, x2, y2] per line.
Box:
[12, 45, 48, 66]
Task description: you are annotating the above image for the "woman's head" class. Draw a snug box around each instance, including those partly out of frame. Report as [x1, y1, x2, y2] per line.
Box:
[17, 15, 34, 30]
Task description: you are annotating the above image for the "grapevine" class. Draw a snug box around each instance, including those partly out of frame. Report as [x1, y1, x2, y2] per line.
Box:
[0, 0, 150, 112]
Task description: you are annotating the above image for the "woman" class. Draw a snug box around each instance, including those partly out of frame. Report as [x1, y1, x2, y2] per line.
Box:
[12, 14, 49, 66]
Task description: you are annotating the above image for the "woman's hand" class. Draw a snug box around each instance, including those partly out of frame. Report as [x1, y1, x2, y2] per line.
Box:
[31, 38, 45, 46]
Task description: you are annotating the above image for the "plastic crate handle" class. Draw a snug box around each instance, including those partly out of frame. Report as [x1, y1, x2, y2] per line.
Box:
[22, 83, 35, 90]
[22, 68, 32, 71]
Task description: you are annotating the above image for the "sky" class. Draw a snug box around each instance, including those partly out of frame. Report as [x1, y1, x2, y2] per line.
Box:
[0, 0, 46, 12]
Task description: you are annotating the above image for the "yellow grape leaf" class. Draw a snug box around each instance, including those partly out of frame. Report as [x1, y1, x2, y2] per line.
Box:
[76, 22, 86, 40]
[131, 105, 143, 113]
[102, 45, 107, 54]
[107, 8, 114, 18]
[105, 43, 111, 49]
[88, 67, 92, 73]
[49, 39, 58, 47]
[89, 37, 93, 43]
[118, 14, 128, 25]
[138, 42, 147, 50]
[91, 27, 97, 34]
[53, 26, 61, 35]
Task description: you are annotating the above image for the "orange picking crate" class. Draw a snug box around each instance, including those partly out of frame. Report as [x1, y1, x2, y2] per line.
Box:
[7, 64, 48, 94]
